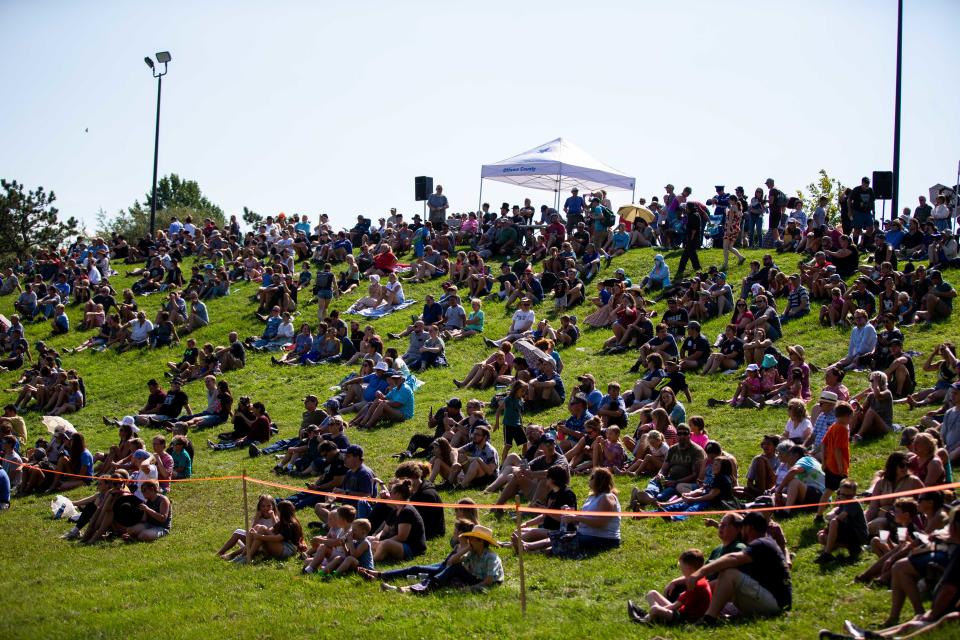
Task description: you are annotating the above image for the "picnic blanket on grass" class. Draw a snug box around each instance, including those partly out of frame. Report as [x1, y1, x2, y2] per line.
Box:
[347, 299, 417, 318]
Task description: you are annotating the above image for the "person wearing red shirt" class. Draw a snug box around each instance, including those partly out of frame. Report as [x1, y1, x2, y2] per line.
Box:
[369, 246, 398, 276]
[816, 402, 853, 520]
[628, 549, 712, 624]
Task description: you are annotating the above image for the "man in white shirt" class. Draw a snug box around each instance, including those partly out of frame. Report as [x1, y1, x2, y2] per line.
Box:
[485, 298, 535, 347]
[128, 311, 154, 347]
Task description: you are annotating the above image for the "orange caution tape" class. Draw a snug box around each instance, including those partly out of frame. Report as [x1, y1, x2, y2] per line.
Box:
[7, 455, 955, 518]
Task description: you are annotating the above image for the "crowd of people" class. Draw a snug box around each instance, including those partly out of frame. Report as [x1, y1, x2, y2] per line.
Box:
[0, 178, 958, 633]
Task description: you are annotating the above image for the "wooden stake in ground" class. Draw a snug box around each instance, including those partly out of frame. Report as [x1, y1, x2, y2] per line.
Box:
[515, 498, 526, 615]
[242, 467, 250, 532]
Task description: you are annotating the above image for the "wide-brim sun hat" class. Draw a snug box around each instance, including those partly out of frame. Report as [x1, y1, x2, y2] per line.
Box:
[461, 525, 498, 546]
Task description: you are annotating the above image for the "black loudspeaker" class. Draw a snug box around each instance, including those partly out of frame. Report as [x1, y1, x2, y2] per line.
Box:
[415, 176, 433, 201]
[873, 171, 893, 200]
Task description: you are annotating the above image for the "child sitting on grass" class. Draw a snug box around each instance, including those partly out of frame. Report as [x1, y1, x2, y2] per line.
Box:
[218, 494, 277, 560]
[318, 518, 373, 577]
[815, 479, 869, 563]
[628, 548, 711, 625]
[303, 505, 355, 574]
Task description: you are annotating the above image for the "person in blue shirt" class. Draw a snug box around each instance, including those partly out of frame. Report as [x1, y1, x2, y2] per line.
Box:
[527, 359, 565, 410]
[333, 234, 354, 262]
[53, 275, 72, 298]
[707, 185, 731, 229]
[340, 362, 391, 412]
[356, 371, 415, 428]
[316, 445, 376, 520]
[575, 374, 605, 414]
[563, 187, 586, 231]
[51, 304, 69, 335]
[0, 466, 10, 509]
[186, 295, 209, 332]
[557, 394, 595, 446]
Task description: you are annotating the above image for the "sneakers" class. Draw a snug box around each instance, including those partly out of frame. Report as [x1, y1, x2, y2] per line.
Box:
[248, 443, 261, 458]
[626, 600, 647, 623]
[380, 582, 399, 592]
[388, 332, 402, 340]
[61, 526, 80, 540]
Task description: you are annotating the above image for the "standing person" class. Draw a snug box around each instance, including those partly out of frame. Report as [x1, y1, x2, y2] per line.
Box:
[563, 188, 586, 232]
[815, 402, 853, 521]
[675, 203, 702, 281]
[427, 185, 449, 229]
[746, 188, 767, 248]
[766, 178, 786, 245]
[721, 198, 746, 270]
[850, 176, 877, 243]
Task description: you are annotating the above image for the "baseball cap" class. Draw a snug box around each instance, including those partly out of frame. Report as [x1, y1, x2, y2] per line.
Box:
[374, 362, 388, 372]
[133, 450, 151, 461]
[688, 321, 701, 331]
[577, 374, 595, 382]
[303, 394, 319, 403]
[745, 363, 760, 372]
[345, 444, 364, 459]
[539, 434, 557, 445]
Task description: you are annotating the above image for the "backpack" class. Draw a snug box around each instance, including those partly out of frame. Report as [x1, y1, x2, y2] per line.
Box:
[601, 206, 616, 228]
[774, 190, 789, 209]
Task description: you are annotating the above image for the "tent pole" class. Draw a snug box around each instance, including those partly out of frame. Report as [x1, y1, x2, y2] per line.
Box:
[478, 176, 484, 212]
[556, 163, 562, 211]
[632, 185, 636, 204]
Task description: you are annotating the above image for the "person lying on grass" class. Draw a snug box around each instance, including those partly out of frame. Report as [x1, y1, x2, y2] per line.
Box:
[381, 524, 503, 594]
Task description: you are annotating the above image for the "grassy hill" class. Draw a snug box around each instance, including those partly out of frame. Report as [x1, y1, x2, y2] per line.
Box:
[0, 246, 956, 639]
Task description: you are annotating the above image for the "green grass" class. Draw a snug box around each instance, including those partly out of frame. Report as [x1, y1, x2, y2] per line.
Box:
[0, 247, 957, 640]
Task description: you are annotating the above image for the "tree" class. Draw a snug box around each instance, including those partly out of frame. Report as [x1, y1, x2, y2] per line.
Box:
[800, 170, 845, 225]
[0, 179, 79, 265]
[98, 174, 226, 240]
[242, 206, 263, 229]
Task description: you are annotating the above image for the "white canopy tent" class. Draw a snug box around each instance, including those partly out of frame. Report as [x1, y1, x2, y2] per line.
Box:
[479, 137, 636, 210]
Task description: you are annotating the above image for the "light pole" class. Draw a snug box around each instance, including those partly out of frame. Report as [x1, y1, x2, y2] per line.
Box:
[892, 0, 902, 217]
[144, 51, 171, 236]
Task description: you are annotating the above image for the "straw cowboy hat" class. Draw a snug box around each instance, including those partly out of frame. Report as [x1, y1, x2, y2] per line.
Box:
[461, 525, 497, 546]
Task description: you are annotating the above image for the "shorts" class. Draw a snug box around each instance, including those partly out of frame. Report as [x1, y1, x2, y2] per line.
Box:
[729, 570, 782, 616]
[824, 470, 845, 491]
[852, 211, 872, 230]
[908, 550, 950, 575]
[278, 541, 299, 559]
[835, 521, 868, 548]
[802, 485, 823, 506]
[317, 290, 333, 300]
[402, 543, 415, 560]
[504, 424, 526, 448]
[144, 525, 169, 538]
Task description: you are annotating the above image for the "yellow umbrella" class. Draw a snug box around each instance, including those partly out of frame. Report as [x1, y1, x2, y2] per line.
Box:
[617, 205, 655, 224]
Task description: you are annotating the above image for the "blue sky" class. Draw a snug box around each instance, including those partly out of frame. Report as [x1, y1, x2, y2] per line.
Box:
[1, 0, 957, 231]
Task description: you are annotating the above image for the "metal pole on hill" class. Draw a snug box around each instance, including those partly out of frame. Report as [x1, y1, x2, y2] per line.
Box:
[144, 51, 171, 236]
[891, 0, 903, 218]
